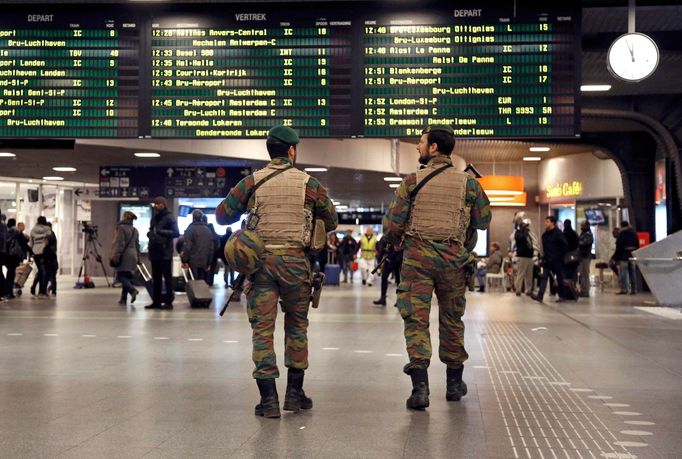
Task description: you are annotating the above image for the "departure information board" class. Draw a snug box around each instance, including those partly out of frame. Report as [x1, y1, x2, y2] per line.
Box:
[0, 3, 580, 139]
[361, 6, 579, 138]
[149, 11, 353, 138]
[0, 11, 140, 137]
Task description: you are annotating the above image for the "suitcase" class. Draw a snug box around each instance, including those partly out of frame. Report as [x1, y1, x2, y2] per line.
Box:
[324, 264, 341, 285]
[137, 263, 155, 298]
[562, 279, 579, 301]
[14, 261, 33, 295]
[138, 263, 175, 304]
[182, 268, 212, 308]
[14, 261, 33, 288]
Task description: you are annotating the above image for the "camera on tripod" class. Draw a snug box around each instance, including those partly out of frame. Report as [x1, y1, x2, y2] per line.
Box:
[82, 222, 98, 236]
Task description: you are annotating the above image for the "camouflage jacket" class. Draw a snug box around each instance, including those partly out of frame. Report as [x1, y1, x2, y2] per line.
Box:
[216, 157, 339, 241]
[382, 155, 491, 267]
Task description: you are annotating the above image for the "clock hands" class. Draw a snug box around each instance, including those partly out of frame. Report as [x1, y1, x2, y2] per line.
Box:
[626, 39, 635, 62]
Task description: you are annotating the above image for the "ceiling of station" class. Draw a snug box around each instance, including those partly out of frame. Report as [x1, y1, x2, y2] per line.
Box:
[1, 0, 680, 209]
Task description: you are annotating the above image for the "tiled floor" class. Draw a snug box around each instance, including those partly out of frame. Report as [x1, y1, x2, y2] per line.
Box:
[1, 276, 681, 458]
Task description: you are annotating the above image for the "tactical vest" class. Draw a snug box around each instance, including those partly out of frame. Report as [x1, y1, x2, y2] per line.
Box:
[407, 165, 470, 242]
[252, 165, 311, 250]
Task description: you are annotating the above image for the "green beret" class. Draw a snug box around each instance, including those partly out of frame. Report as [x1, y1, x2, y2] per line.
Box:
[422, 125, 454, 136]
[267, 125, 300, 145]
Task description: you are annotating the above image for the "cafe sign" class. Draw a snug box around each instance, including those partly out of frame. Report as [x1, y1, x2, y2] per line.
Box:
[546, 181, 583, 199]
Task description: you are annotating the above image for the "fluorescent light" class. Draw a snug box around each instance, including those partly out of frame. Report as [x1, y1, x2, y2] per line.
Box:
[0, 152, 16, 157]
[389, 183, 400, 188]
[336, 205, 348, 210]
[485, 190, 524, 196]
[581, 84, 611, 92]
[332, 201, 341, 205]
[53, 166, 77, 172]
[134, 152, 160, 158]
[304, 167, 328, 172]
[383, 177, 403, 182]
[529, 147, 550, 152]
[42, 176, 64, 181]
[523, 156, 542, 161]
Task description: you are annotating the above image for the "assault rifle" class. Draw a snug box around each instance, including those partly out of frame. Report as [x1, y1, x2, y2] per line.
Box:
[219, 273, 246, 316]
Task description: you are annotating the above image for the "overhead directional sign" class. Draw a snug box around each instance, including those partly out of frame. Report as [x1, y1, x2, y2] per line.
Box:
[99, 165, 250, 198]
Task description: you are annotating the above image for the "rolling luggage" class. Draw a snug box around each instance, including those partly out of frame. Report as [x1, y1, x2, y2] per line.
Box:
[324, 264, 341, 285]
[137, 263, 174, 304]
[14, 261, 33, 295]
[137, 263, 155, 298]
[562, 279, 579, 301]
[182, 268, 212, 308]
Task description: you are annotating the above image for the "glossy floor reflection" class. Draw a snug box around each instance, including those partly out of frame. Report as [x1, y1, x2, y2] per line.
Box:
[1, 275, 680, 458]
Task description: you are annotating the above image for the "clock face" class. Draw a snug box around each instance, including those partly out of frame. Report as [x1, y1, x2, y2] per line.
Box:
[607, 33, 659, 82]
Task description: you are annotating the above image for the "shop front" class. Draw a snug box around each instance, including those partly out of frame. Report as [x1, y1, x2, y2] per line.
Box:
[538, 153, 624, 261]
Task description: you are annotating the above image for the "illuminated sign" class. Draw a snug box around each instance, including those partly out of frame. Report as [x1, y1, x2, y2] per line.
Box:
[0, 10, 140, 138]
[545, 181, 583, 199]
[0, 2, 580, 138]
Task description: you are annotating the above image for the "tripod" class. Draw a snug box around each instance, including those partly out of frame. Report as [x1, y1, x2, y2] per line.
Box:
[75, 231, 111, 288]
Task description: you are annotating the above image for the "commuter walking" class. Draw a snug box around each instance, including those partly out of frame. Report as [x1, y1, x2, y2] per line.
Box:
[513, 217, 537, 296]
[383, 125, 491, 410]
[358, 227, 378, 286]
[29, 216, 52, 298]
[532, 216, 568, 303]
[207, 222, 221, 287]
[216, 125, 338, 419]
[43, 223, 58, 296]
[4, 219, 26, 299]
[338, 229, 357, 283]
[111, 211, 140, 305]
[615, 221, 640, 294]
[327, 232, 340, 264]
[146, 197, 179, 310]
[180, 210, 214, 284]
[475, 242, 502, 292]
[0, 213, 8, 300]
[562, 219, 580, 297]
[373, 237, 403, 306]
[578, 221, 594, 297]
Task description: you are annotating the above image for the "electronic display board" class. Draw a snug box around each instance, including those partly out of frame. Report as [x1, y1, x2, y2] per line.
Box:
[0, 11, 140, 137]
[361, 4, 580, 138]
[0, 3, 580, 139]
[149, 9, 353, 138]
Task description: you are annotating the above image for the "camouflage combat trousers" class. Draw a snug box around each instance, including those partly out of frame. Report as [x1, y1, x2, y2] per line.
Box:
[245, 252, 312, 379]
[397, 251, 468, 374]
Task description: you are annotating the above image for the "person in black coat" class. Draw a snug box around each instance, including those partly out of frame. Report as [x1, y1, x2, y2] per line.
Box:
[562, 219, 580, 286]
[614, 221, 640, 294]
[577, 221, 594, 297]
[42, 222, 59, 296]
[4, 218, 25, 299]
[219, 227, 234, 286]
[146, 197, 180, 309]
[532, 216, 569, 302]
[373, 237, 404, 306]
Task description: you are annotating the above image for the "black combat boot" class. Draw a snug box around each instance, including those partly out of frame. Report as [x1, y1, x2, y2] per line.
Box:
[406, 368, 430, 410]
[283, 368, 313, 412]
[255, 379, 281, 418]
[373, 297, 386, 306]
[446, 366, 468, 402]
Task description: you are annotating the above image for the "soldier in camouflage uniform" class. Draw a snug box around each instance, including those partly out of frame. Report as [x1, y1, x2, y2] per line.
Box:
[216, 125, 338, 419]
[383, 125, 491, 410]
